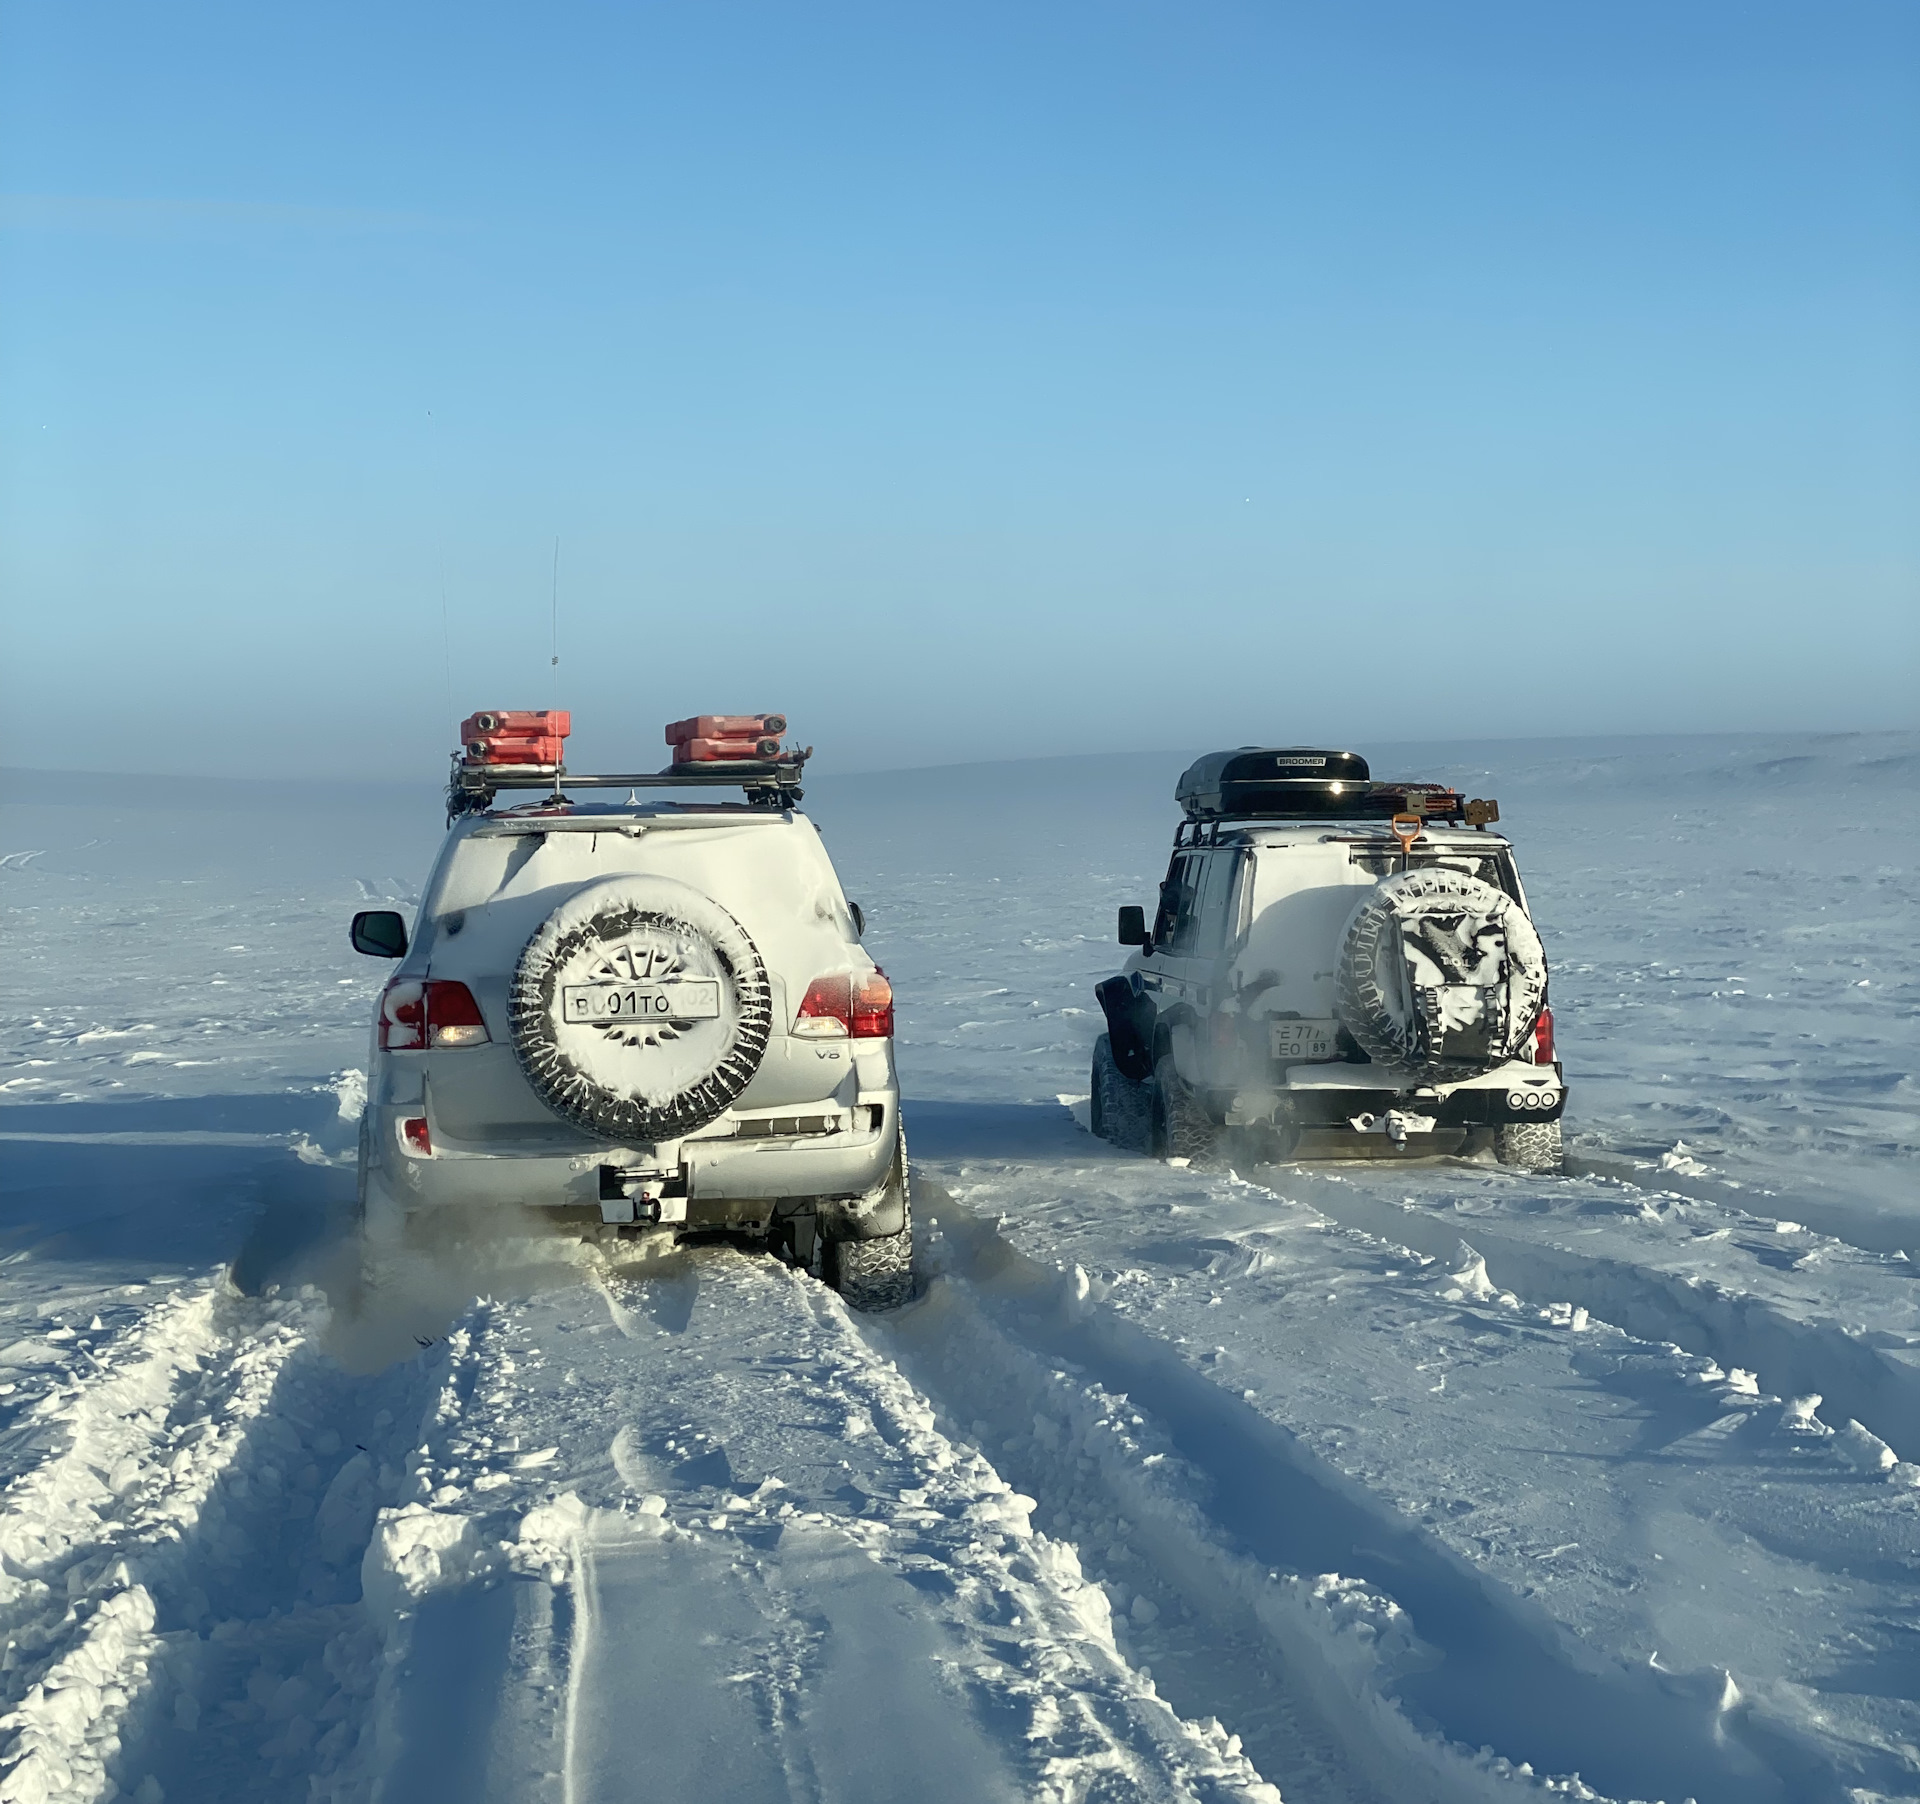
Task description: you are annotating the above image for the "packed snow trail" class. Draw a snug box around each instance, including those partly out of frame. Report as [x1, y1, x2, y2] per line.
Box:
[0, 1151, 1908, 1803]
[341, 1250, 1280, 1804]
[901, 1102, 1920, 1804]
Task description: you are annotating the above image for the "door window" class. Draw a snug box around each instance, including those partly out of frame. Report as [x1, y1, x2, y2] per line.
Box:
[1192, 852, 1240, 956]
[1154, 853, 1213, 951]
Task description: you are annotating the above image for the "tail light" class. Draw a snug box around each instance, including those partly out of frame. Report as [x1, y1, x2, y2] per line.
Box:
[401, 1116, 432, 1155]
[424, 981, 490, 1047]
[380, 979, 491, 1050]
[851, 971, 893, 1037]
[1532, 1007, 1555, 1065]
[793, 970, 894, 1039]
[380, 982, 424, 1050]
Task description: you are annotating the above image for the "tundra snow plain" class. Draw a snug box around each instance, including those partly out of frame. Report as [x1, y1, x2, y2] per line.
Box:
[0, 734, 1914, 1804]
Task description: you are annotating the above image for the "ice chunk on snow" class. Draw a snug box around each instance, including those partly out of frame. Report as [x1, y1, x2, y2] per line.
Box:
[1448, 1243, 1496, 1300]
[1836, 1419, 1899, 1475]
[1440, 1241, 1516, 1306]
[362, 1505, 489, 1613]
[1658, 1141, 1712, 1177]
[1782, 1395, 1830, 1436]
[515, 1492, 592, 1579]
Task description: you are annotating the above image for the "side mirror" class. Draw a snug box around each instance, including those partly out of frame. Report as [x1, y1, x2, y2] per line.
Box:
[351, 910, 409, 958]
[1117, 905, 1148, 947]
[849, 901, 866, 939]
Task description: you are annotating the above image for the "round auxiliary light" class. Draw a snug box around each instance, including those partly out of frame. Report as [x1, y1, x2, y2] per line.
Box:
[1508, 1092, 1528, 1110]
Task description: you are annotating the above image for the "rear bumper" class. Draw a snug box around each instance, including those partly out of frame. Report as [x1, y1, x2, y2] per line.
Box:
[1226, 1063, 1566, 1130]
[364, 1096, 899, 1221]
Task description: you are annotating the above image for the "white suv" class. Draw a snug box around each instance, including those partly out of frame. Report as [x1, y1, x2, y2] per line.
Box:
[1091, 748, 1566, 1172]
[348, 738, 910, 1309]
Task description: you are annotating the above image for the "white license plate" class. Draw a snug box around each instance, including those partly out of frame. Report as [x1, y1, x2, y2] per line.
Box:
[562, 979, 721, 1024]
[1270, 1018, 1338, 1061]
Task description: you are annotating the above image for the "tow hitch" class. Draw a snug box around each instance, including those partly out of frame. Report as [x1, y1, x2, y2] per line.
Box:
[1348, 1109, 1437, 1146]
[598, 1164, 689, 1226]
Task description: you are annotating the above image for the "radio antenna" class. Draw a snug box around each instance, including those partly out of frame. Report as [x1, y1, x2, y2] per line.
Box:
[549, 536, 562, 798]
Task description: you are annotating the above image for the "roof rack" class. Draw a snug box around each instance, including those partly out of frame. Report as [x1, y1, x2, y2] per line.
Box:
[447, 752, 809, 820]
[1173, 790, 1494, 847]
[1173, 748, 1496, 829]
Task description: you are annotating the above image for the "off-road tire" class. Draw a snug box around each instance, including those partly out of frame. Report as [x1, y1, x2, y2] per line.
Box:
[1091, 1034, 1152, 1152]
[1151, 1055, 1217, 1163]
[1494, 1119, 1563, 1174]
[824, 1202, 913, 1312]
[509, 874, 772, 1142]
[823, 1139, 914, 1312]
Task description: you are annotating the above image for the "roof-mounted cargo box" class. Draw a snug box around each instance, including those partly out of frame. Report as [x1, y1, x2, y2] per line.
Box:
[1175, 748, 1467, 823]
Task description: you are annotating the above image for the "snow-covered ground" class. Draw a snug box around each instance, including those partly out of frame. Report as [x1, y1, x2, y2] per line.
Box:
[0, 733, 1914, 1803]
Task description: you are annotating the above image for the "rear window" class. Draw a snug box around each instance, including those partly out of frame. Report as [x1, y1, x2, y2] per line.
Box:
[1345, 845, 1522, 903]
[425, 816, 851, 942]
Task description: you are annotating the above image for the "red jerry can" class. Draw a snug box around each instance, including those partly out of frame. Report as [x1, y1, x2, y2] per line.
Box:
[462, 710, 570, 740]
[459, 709, 571, 766]
[670, 736, 784, 764]
[664, 714, 786, 745]
[469, 739, 566, 765]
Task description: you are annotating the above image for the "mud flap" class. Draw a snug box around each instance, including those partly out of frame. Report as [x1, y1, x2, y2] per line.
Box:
[1095, 976, 1157, 1083]
[816, 1132, 908, 1241]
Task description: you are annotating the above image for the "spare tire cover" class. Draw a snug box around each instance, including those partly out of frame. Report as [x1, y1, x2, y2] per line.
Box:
[509, 875, 773, 1141]
[1335, 869, 1547, 1077]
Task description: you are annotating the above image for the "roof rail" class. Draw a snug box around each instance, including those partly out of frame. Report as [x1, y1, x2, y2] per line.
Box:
[447, 751, 809, 820]
[1167, 790, 1482, 844]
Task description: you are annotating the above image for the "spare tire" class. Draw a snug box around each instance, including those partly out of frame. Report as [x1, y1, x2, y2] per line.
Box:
[509, 875, 773, 1142]
[1336, 869, 1547, 1078]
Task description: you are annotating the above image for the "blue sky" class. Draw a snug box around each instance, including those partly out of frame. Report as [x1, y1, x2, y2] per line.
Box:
[3, 1, 1915, 777]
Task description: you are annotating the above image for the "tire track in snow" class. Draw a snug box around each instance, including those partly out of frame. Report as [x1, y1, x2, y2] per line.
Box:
[901, 1178, 1832, 1804]
[0, 1277, 320, 1804]
[0, 1267, 468, 1804]
[1281, 1166, 1920, 1475]
[349, 1251, 1283, 1804]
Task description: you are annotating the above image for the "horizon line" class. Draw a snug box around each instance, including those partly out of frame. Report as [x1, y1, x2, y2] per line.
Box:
[2, 726, 1912, 795]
